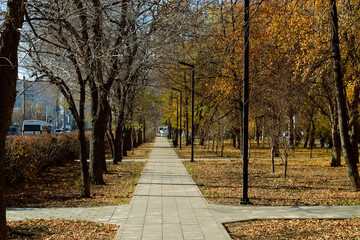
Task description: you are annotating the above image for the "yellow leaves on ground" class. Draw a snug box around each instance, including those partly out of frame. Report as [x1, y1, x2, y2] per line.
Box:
[225, 219, 360, 240]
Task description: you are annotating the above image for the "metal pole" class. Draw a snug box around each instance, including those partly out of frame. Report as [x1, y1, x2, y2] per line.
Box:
[176, 98, 179, 146]
[22, 76, 25, 123]
[241, 0, 250, 205]
[179, 91, 182, 149]
[191, 66, 195, 163]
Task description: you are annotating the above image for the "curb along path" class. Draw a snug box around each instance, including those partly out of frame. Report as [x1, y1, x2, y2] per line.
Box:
[7, 137, 360, 239]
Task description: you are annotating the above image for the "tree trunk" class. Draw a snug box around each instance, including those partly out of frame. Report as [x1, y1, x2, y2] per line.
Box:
[0, 1, 25, 239]
[132, 127, 137, 150]
[350, 122, 359, 164]
[90, 129, 106, 184]
[106, 112, 114, 160]
[113, 85, 127, 164]
[261, 117, 265, 143]
[78, 123, 90, 197]
[123, 128, 132, 156]
[271, 146, 275, 173]
[232, 132, 236, 148]
[114, 119, 124, 164]
[183, 72, 190, 146]
[309, 120, 315, 157]
[255, 119, 260, 146]
[236, 128, 241, 149]
[331, 124, 342, 167]
[78, 80, 90, 197]
[212, 137, 215, 152]
[282, 141, 288, 178]
[138, 129, 143, 145]
[185, 110, 189, 145]
[350, 82, 360, 164]
[330, 0, 360, 190]
[89, 94, 109, 184]
[105, 130, 114, 159]
[283, 152, 288, 178]
[199, 129, 205, 146]
[207, 133, 211, 150]
[303, 123, 310, 148]
[0, 138, 7, 240]
[142, 119, 146, 143]
[88, 0, 110, 183]
[220, 130, 225, 157]
[331, 110, 341, 167]
[289, 113, 295, 149]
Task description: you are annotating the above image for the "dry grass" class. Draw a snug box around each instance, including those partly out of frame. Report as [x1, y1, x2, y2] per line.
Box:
[224, 219, 360, 240]
[6, 160, 145, 208]
[184, 158, 360, 206]
[175, 139, 332, 160]
[106, 141, 154, 159]
[7, 219, 118, 240]
[5, 141, 152, 208]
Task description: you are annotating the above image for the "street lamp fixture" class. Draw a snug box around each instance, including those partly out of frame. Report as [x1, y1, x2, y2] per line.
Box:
[172, 87, 182, 149]
[178, 61, 195, 163]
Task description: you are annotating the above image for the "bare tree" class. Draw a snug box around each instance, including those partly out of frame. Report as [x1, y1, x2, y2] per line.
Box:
[0, 1, 25, 238]
[25, 0, 98, 194]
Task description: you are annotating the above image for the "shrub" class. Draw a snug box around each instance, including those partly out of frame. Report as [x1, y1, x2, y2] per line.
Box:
[5, 132, 89, 185]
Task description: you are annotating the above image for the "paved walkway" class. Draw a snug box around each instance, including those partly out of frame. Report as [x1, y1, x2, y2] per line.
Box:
[7, 137, 360, 239]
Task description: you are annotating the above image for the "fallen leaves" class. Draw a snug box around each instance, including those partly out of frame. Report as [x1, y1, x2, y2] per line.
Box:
[184, 159, 360, 206]
[5, 160, 145, 208]
[7, 219, 118, 240]
[224, 219, 360, 240]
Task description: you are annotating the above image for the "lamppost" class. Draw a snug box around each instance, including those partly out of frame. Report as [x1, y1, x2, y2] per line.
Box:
[178, 61, 195, 162]
[241, 0, 251, 205]
[172, 87, 182, 149]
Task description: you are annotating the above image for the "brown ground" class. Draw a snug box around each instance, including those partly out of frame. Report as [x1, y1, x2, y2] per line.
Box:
[224, 219, 360, 240]
[183, 159, 360, 206]
[178, 140, 360, 239]
[7, 219, 118, 240]
[6, 141, 152, 239]
[6, 160, 145, 208]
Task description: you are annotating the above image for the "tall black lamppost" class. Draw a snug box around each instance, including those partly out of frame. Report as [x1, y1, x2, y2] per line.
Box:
[172, 87, 182, 149]
[241, 0, 251, 205]
[179, 61, 195, 162]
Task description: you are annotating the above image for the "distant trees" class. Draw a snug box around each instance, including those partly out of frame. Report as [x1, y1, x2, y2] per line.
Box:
[23, 0, 198, 194]
[0, 1, 26, 239]
[157, 0, 360, 187]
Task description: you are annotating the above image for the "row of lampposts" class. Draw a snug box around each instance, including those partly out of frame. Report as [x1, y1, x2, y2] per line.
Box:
[177, 14, 250, 201]
[177, 25, 250, 202]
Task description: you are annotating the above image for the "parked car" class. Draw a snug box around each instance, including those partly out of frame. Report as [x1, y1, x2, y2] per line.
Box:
[22, 120, 49, 135]
[160, 129, 168, 137]
[54, 129, 64, 133]
[8, 124, 20, 135]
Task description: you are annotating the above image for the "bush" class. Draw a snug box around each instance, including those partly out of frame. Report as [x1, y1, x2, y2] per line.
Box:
[5, 132, 89, 185]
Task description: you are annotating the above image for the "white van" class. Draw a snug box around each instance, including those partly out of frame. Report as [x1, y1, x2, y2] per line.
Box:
[22, 120, 49, 135]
